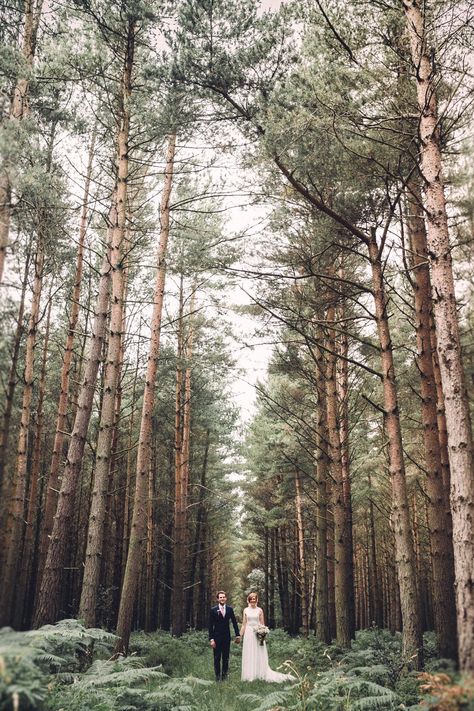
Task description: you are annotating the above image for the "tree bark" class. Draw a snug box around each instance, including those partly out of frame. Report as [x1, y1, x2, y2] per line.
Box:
[171, 284, 195, 636]
[402, 0, 474, 672]
[325, 303, 351, 646]
[314, 337, 331, 643]
[16, 293, 52, 628]
[186, 428, 210, 626]
[33, 243, 112, 627]
[405, 183, 457, 659]
[0, 232, 44, 625]
[0, 249, 31, 495]
[336, 298, 356, 638]
[79, 24, 134, 623]
[115, 133, 176, 653]
[275, 526, 290, 631]
[368, 228, 422, 667]
[294, 469, 308, 636]
[37, 129, 96, 589]
[0, 0, 43, 283]
[121, 334, 141, 578]
[144, 457, 154, 632]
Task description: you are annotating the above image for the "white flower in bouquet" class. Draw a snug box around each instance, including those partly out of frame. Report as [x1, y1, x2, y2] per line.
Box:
[255, 624, 269, 646]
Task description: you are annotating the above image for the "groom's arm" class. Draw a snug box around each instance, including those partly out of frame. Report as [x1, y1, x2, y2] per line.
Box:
[230, 608, 240, 637]
[208, 609, 215, 641]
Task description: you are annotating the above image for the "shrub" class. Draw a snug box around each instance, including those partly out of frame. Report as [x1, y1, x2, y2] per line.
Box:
[129, 631, 197, 676]
[416, 672, 474, 711]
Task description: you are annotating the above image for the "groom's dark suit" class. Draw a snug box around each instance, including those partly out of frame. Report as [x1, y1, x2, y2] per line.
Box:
[209, 604, 240, 680]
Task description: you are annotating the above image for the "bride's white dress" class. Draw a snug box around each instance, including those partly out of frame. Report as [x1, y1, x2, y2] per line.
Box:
[241, 606, 293, 683]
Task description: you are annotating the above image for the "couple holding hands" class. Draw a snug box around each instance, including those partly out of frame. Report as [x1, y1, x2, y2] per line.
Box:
[209, 590, 294, 683]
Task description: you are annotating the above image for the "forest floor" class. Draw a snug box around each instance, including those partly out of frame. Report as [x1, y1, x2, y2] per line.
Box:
[1, 620, 474, 710]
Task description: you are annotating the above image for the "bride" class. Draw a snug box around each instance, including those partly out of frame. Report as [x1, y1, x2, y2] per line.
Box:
[240, 592, 294, 683]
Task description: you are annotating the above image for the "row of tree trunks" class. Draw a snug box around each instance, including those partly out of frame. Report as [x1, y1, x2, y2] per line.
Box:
[325, 302, 352, 647]
[336, 294, 356, 639]
[114, 131, 177, 654]
[37, 129, 96, 589]
[314, 334, 331, 643]
[171, 276, 186, 636]
[367, 474, 384, 628]
[367, 229, 423, 667]
[0, 249, 31, 498]
[186, 428, 210, 627]
[79, 21, 134, 624]
[294, 469, 308, 636]
[33, 239, 112, 627]
[16, 294, 52, 628]
[402, 0, 474, 673]
[404, 182, 457, 659]
[172, 285, 196, 636]
[0, 0, 43, 283]
[0, 230, 45, 625]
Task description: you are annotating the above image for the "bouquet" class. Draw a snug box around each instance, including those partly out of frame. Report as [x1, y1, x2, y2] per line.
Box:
[255, 624, 269, 646]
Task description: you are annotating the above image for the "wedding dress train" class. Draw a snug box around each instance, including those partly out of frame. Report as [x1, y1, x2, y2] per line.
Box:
[241, 606, 293, 683]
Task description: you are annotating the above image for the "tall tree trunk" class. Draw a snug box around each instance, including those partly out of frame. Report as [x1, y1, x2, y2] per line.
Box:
[186, 428, 210, 626]
[0, 252, 31, 580]
[325, 303, 351, 646]
[16, 293, 52, 628]
[196, 506, 209, 630]
[0, 250, 31, 492]
[172, 282, 195, 637]
[269, 529, 275, 628]
[336, 300, 356, 638]
[314, 338, 331, 643]
[429, 323, 451, 493]
[37, 129, 96, 589]
[33, 243, 112, 627]
[78, 22, 135, 627]
[405, 183, 457, 659]
[275, 526, 290, 631]
[294, 469, 308, 636]
[121, 333, 141, 578]
[144, 458, 154, 632]
[78, 222, 126, 625]
[403, 0, 474, 672]
[326, 489, 336, 640]
[367, 474, 383, 627]
[0, 0, 43, 283]
[0, 233, 44, 625]
[368, 228, 422, 667]
[115, 133, 176, 653]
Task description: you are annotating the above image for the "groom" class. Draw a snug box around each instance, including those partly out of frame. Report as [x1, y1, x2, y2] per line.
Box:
[209, 590, 240, 681]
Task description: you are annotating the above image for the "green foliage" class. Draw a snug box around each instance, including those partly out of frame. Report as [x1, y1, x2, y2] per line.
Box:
[0, 620, 116, 710]
[306, 670, 400, 710]
[129, 630, 199, 676]
[48, 657, 169, 711]
[0, 623, 461, 711]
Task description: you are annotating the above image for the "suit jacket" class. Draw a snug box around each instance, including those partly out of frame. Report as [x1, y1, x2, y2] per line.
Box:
[208, 605, 240, 641]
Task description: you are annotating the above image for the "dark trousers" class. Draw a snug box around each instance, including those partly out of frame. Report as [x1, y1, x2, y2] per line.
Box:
[213, 636, 231, 679]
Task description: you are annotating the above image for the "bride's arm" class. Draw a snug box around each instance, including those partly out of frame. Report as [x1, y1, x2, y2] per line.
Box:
[259, 608, 265, 625]
[240, 610, 247, 637]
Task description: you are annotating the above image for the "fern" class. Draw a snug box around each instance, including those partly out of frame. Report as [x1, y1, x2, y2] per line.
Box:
[306, 668, 401, 711]
[351, 693, 401, 709]
[347, 665, 391, 685]
[74, 658, 167, 689]
[238, 689, 294, 711]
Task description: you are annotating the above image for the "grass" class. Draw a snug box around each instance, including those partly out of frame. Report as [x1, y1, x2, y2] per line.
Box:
[3, 621, 473, 710]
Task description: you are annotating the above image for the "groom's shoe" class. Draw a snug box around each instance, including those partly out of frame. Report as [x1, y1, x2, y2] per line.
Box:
[221, 674, 228, 681]
[215, 675, 221, 682]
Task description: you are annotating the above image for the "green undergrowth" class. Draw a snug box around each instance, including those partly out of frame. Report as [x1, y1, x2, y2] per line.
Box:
[1, 620, 472, 710]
